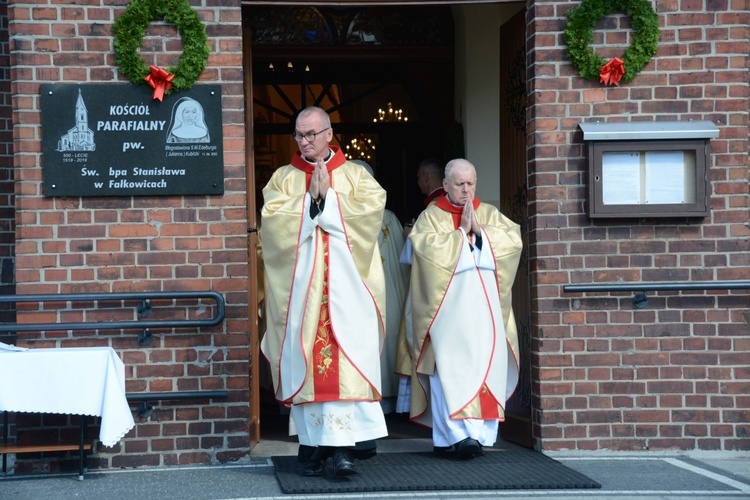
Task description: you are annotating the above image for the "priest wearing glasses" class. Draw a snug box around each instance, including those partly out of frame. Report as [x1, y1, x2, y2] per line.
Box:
[260, 106, 387, 477]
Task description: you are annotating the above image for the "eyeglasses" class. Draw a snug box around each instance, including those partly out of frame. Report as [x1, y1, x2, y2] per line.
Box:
[292, 127, 330, 142]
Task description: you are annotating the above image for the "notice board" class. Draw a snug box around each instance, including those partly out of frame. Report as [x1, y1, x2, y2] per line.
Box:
[40, 84, 224, 197]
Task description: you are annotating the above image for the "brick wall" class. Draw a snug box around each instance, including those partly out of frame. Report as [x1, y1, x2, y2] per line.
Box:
[6, 0, 749, 471]
[0, 0, 16, 337]
[8, 0, 249, 470]
[527, 1, 750, 451]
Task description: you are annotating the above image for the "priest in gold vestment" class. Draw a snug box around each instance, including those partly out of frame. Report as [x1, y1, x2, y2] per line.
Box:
[406, 158, 522, 458]
[260, 107, 388, 477]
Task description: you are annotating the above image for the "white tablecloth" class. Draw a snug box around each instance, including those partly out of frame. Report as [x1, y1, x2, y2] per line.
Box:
[0, 346, 135, 447]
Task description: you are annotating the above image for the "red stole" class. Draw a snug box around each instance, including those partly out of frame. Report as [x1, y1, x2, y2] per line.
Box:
[312, 234, 340, 401]
[434, 195, 481, 229]
[478, 384, 501, 419]
[290, 146, 347, 190]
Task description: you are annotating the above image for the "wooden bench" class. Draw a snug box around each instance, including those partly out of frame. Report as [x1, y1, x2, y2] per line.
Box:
[2, 412, 91, 480]
[0, 443, 92, 454]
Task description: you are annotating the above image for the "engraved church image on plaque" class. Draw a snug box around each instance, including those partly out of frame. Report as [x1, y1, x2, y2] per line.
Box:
[57, 90, 96, 152]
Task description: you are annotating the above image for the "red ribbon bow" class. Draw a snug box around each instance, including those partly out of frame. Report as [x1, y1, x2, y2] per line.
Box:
[599, 57, 625, 86]
[144, 65, 175, 101]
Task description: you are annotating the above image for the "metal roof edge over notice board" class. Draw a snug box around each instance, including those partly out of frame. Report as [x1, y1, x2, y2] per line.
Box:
[579, 120, 720, 141]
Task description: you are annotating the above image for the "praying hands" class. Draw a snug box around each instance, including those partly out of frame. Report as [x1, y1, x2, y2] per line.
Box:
[460, 197, 481, 235]
[309, 158, 330, 201]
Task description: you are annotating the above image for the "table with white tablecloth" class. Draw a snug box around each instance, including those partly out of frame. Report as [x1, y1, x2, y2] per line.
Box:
[0, 345, 135, 471]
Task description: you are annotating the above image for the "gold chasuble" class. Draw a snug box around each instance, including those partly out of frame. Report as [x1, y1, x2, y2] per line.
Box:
[408, 196, 522, 426]
[260, 147, 387, 409]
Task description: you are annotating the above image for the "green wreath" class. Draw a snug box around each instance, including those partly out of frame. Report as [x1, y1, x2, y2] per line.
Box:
[113, 0, 210, 94]
[564, 0, 660, 84]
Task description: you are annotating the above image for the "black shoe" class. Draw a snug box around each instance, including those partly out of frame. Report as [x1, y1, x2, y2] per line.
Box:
[454, 437, 482, 459]
[332, 449, 357, 477]
[350, 440, 377, 460]
[302, 459, 324, 476]
[433, 445, 452, 455]
[297, 444, 316, 464]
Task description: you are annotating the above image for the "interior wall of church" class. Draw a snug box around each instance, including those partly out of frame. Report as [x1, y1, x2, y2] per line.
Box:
[452, 2, 525, 209]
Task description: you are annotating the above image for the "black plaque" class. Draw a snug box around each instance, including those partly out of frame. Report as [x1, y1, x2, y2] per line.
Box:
[40, 84, 224, 197]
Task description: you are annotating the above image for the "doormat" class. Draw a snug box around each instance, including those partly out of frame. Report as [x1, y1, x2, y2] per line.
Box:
[271, 450, 601, 494]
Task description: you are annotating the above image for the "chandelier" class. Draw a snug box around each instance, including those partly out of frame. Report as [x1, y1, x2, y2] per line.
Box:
[344, 136, 376, 162]
[373, 101, 408, 122]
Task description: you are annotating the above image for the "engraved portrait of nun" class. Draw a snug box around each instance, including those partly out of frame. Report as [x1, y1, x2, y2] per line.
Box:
[166, 97, 210, 143]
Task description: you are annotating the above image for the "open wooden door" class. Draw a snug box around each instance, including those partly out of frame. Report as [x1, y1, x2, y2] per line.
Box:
[243, 23, 261, 446]
[498, 7, 532, 449]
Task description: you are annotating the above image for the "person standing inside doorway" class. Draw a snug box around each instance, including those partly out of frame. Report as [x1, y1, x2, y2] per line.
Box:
[403, 158, 446, 238]
[260, 106, 388, 477]
[406, 158, 522, 458]
[351, 159, 409, 415]
[395, 157, 447, 412]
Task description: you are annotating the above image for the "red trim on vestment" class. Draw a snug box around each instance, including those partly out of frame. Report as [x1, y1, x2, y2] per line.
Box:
[276, 196, 316, 404]
[431, 196, 505, 420]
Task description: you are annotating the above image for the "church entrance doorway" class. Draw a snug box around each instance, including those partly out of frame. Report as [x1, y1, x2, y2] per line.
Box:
[241, 2, 532, 450]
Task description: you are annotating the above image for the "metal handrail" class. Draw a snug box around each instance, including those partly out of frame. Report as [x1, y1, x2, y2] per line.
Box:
[125, 390, 228, 402]
[563, 281, 750, 309]
[0, 291, 225, 333]
[126, 390, 229, 418]
[564, 281, 750, 293]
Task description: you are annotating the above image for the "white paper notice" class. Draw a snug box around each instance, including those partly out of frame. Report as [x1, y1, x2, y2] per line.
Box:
[602, 151, 640, 205]
[645, 151, 685, 204]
